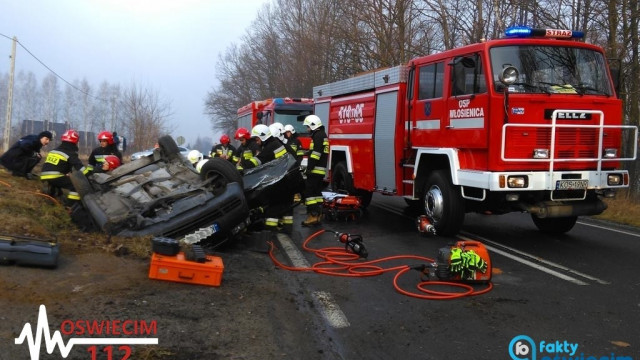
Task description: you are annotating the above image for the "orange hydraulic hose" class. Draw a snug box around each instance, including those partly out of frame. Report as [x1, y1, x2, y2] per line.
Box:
[268, 228, 493, 300]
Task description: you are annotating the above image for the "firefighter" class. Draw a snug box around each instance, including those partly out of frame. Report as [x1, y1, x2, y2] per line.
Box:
[283, 124, 304, 160]
[40, 130, 88, 205]
[210, 134, 236, 162]
[87, 131, 123, 173]
[92, 155, 121, 173]
[0, 131, 52, 179]
[187, 150, 204, 166]
[248, 124, 299, 233]
[232, 127, 260, 173]
[301, 115, 329, 227]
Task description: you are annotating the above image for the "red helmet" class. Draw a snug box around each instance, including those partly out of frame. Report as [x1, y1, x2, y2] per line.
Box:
[61, 129, 79, 144]
[234, 128, 250, 140]
[220, 134, 230, 145]
[97, 131, 114, 145]
[103, 155, 121, 170]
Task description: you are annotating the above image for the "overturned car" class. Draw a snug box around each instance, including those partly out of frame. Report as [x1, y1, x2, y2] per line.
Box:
[70, 135, 304, 246]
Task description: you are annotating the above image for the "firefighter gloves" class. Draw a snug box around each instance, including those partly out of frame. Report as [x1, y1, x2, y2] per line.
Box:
[449, 248, 463, 273]
[449, 248, 488, 274]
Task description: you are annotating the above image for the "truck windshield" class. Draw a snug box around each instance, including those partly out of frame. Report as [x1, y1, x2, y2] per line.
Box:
[490, 45, 613, 96]
[274, 111, 308, 134]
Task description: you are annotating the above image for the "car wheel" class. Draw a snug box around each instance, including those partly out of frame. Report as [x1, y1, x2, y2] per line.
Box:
[158, 135, 180, 160]
[531, 215, 577, 234]
[199, 158, 243, 196]
[421, 170, 465, 236]
[69, 169, 94, 197]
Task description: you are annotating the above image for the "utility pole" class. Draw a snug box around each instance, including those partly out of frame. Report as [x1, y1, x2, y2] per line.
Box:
[3, 36, 16, 152]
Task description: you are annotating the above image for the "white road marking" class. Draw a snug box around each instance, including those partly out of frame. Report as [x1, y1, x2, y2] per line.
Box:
[276, 233, 310, 268]
[276, 234, 350, 328]
[312, 291, 351, 329]
[458, 234, 589, 286]
[459, 232, 611, 285]
[577, 221, 640, 238]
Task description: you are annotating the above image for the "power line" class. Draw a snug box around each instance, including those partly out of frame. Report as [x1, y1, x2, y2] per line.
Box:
[0, 33, 107, 102]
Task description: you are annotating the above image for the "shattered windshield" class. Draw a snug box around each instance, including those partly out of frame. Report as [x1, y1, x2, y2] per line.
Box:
[490, 45, 613, 96]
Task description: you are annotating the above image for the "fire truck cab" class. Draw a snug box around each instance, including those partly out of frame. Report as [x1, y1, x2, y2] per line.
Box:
[313, 26, 638, 236]
[237, 97, 314, 149]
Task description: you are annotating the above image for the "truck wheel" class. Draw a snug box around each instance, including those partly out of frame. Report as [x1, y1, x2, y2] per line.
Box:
[531, 215, 577, 234]
[421, 170, 464, 236]
[331, 161, 372, 208]
[158, 135, 180, 160]
[199, 158, 243, 196]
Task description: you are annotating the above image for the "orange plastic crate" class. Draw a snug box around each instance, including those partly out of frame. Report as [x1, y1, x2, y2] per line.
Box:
[149, 252, 224, 287]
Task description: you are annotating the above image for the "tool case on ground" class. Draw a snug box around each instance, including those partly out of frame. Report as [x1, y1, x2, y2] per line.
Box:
[149, 251, 224, 287]
[0, 234, 60, 268]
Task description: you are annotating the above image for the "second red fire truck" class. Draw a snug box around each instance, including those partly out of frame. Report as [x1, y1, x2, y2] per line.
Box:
[237, 97, 314, 148]
[313, 26, 638, 236]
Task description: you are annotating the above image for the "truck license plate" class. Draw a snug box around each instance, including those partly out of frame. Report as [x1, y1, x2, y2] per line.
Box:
[555, 179, 588, 190]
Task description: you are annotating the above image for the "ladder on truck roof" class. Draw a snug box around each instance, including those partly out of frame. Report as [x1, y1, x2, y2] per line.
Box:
[313, 65, 407, 99]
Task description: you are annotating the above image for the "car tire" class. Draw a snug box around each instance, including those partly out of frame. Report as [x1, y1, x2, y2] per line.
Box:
[199, 158, 243, 196]
[158, 135, 180, 160]
[69, 169, 94, 197]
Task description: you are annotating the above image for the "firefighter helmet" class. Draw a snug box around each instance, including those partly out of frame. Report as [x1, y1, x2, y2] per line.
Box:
[220, 134, 230, 145]
[303, 115, 322, 130]
[234, 127, 251, 141]
[97, 131, 114, 145]
[187, 150, 203, 164]
[103, 155, 121, 170]
[269, 123, 284, 141]
[251, 124, 271, 141]
[61, 129, 79, 144]
[284, 124, 296, 134]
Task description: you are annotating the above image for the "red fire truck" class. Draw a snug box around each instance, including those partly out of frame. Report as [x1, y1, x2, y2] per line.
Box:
[237, 97, 314, 148]
[313, 26, 638, 236]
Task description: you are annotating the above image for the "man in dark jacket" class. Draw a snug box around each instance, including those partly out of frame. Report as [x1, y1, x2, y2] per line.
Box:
[301, 115, 329, 226]
[40, 130, 88, 205]
[0, 131, 52, 179]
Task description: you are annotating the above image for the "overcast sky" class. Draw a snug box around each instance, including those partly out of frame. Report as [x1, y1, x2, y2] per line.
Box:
[0, 0, 267, 145]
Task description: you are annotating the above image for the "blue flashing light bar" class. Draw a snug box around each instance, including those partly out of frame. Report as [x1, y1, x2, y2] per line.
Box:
[505, 26, 584, 39]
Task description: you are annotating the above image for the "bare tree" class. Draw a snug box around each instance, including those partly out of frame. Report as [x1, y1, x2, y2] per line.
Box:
[121, 83, 174, 152]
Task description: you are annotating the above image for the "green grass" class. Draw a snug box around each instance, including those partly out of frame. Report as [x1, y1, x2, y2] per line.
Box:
[0, 169, 152, 258]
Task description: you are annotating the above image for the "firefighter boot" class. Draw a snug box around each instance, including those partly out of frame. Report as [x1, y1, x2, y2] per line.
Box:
[302, 206, 322, 227]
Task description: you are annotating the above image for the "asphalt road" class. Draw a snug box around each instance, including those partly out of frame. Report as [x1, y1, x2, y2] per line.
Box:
[275, 193, 640, 360]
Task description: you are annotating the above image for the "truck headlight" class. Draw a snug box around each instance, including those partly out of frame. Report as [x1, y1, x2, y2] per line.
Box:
[603, 148, 617, 158]
[607, 173, 622, 186]
[533, 149, 549, 159]
[507, 175, 528, 188]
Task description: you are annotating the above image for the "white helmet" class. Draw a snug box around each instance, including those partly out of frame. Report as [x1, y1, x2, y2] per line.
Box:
[251, 124, 271, 141]
[303, 115, 322, 131]
[187, 150, 203, 164]
[195, 159, 209, 173]
[284, 124, 296, 134]
[269, 123, 285, 142]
